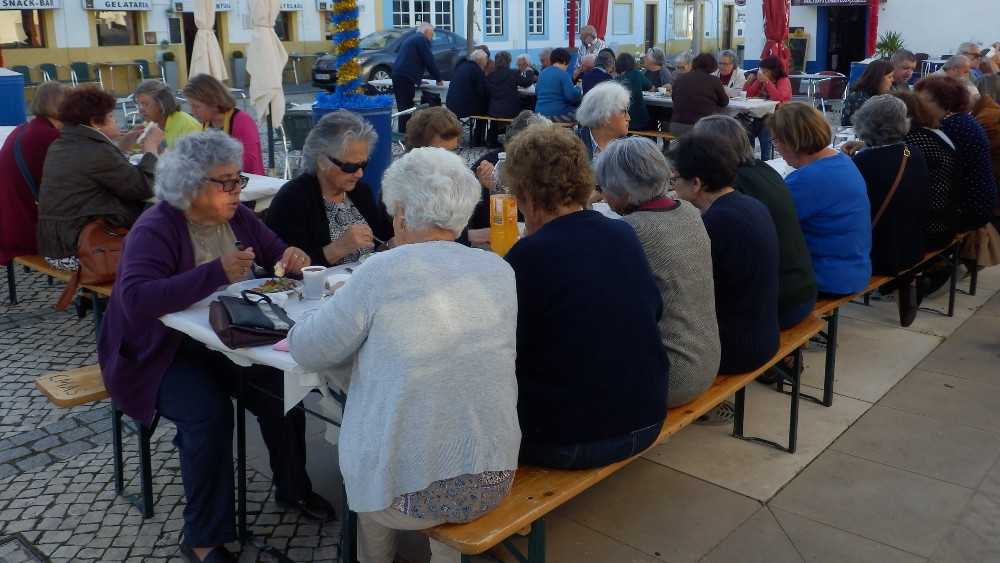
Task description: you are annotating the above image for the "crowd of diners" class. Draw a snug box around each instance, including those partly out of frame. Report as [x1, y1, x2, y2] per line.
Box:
[2, 34, 1000, 563]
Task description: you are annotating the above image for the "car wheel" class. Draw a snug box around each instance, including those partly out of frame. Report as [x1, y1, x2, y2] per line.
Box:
[368, 67, 392, 94]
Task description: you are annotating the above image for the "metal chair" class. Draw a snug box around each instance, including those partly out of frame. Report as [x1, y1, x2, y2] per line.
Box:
[133, 59, 163, 81]
[69, 62, 101, 87]
[38, 63, 73, 85]
[11, 65, 42, 90]
[283, 55, 299, 85]
[813, 71, 848, 117]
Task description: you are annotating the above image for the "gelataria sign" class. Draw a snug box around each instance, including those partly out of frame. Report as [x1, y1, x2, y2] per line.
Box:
[1, 0, 61, 7]
[83, 0, 151, 9]
[791, 0, 868, 5]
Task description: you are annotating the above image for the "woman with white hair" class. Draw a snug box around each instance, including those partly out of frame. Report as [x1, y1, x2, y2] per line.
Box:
[266, 109, 393, 267]
[576, 80, 631, 160]
[594, 136, 719, 407]
[852, 94, 931, 325]
[289, 147, 520, 563]
[715, 49, 747, 89]
[98, 130, 332, 563]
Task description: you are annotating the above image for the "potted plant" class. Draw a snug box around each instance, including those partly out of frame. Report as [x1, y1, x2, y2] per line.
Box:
[875, 31, 906, 60]
[231, 50, 247, 89]
[161, 50, 179, 89]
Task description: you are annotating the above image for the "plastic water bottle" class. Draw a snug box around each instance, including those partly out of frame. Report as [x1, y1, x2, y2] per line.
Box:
[489, 153, 519, 256]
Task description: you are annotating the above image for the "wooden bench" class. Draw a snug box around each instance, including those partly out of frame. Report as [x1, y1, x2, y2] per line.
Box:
[631, 129, 676, 141]
[357, 316, 821, 563]
[6, 255, 114, 326]
[463, 116, 577, 147]
[35, 364, 158, 518]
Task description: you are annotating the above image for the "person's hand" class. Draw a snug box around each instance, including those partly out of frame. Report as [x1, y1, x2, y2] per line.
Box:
[221, 248, 256, 282]
[277, 246, 310, 276]
[745, 72, 758, 85]
[141, 123, 164, 154]
[467, 228, 490, 245]
[476, 160, 496, 189]
[664, 84, 673, 95]
[436, 80, 444, 87]
[118, 123, 144, 149]
[840, 140, 865, 157]
[333, 224, 375, 254]
[758, 71, 772, 85]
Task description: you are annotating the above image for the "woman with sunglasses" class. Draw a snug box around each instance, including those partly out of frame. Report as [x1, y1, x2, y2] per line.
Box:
[266, 110, 393, 267]
[98, 130, 332, 563]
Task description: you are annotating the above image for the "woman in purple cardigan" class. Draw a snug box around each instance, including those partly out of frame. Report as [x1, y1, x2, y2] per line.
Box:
[97, 130, 333, 563]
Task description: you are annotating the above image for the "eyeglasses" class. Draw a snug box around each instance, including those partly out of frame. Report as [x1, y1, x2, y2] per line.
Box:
[618, 108, 629, 116]
[719, 61, 734, 67]
[203, 175, 249, 192]
[962, 51, 981, 59]
[137, 102, 152, 109]
[326, 154, 369, 174]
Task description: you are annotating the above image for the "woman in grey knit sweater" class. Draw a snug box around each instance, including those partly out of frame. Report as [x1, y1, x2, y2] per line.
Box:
[594, 136, 721, 407]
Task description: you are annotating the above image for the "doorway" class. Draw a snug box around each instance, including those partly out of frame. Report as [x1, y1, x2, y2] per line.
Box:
[644, 4, 657, 51]
[823, 6, 867, 74]
[722, 4, 734, 51]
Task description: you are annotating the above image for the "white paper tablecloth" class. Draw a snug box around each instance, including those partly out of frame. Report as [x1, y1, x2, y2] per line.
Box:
[641, 93, 779, 118]
[241, 173, 285, 211]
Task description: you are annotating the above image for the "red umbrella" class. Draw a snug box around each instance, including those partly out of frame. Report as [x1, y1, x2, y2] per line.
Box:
[761, 0, 791, 71]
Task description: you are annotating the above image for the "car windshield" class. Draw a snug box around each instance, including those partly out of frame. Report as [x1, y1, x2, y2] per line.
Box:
[360, 30, 403, 50]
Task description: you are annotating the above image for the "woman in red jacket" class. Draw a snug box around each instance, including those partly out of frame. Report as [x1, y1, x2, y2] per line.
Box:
[743, 56, 792, 160]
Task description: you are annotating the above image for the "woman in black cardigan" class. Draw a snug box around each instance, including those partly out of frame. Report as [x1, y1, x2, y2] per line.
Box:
[266, 110, 393, 266]
[486, 51, 533, 148]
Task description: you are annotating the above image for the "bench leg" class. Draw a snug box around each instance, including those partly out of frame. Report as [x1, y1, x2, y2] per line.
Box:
[6, 263, 16, 305]
[822, 308, 839, 407]
[968, 256, 979, 296]
[496, 516, 546, 563]
[733, 348, 801, 454]
[111, 402, 126, 496]
[111, 402, 157, 518]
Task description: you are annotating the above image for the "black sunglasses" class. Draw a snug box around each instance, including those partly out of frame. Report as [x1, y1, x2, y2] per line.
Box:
[203, 174, 249, 192]
[326, 154, 369, 173]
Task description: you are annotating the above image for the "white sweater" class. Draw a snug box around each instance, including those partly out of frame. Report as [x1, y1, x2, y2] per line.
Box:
[289, 241, 521, 513]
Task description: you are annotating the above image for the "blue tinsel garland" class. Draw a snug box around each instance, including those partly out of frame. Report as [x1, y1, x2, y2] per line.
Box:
[331, 5, 362, 94]
[315, 92, 394, 109]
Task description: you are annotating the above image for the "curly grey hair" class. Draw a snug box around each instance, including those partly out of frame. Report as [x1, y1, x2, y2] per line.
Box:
[645, 47, 666, 67]
[693, 115, 755, 165]
[593, 136, 671, 209]
[381, 147, 481, 236]
[155, 129, 243, 210]
[576, 81, 630, 129]
[302, 110, 377, 175]
[675, 52, 694, 67]
[852, 94, 910, 146]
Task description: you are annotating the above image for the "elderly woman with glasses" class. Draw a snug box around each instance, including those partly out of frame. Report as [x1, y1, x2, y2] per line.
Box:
[503, 123, 668, 469]
[594, 136, 719, 407]
[715, 49, 747, 90]
[98, 130, 332, 563]
[266, 110, 393, 267]
[576, 80, 632, 160]
[290, 147, 520, 563]
[134, 79, 201, 150]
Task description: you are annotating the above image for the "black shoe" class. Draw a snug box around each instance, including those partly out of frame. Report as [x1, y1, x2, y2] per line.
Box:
[897, 285, 919, 327]
[179, 543, 237, 563]
[276, 491, 337, 523]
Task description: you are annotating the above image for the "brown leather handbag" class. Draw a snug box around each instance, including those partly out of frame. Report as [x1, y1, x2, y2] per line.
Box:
[55, 220, 128, 311]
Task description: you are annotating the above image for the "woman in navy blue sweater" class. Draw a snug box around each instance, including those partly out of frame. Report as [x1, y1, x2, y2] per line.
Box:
[668, 132, 780, 374]
[502, 123, 669, 470]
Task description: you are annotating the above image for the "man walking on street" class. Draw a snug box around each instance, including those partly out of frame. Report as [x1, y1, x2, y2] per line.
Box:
[392, 22, 443, 133]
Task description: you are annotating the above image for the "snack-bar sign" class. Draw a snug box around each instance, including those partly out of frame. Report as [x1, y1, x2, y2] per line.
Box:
[791, 0, 868, 5]
[83, 0, 151, 9]
[2, 0, 61, 7]
[171, 1, 234, 11]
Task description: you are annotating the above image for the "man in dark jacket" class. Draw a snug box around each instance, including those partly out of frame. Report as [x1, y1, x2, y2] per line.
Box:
[446, 49, 489, 146]
[582, 52, 615, 94]
[391, 22, 443, 133]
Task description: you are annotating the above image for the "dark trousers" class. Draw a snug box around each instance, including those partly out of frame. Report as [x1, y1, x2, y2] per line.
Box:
[519, 421, 663, 470]
[748, 117, 773, 160]
[157, 337, 311, 547]
[392, 76, 416, 133]
[486, 120, 505, 147]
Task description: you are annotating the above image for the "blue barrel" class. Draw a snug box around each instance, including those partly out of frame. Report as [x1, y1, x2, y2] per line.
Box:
[0, 69, 27, 126]
[312, 105, 392, 201]
[848, 61, 869, 88]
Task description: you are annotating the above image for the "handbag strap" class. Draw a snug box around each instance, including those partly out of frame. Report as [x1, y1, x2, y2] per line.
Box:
[13, 124, 39, 201]
[871, 146, 910, 230]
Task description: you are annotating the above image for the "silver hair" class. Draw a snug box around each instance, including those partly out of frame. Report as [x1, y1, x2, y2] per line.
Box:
[416, 21, 434, 33]
[944, 55, 970, 70]
[469, 49, 487, 63]
[958, 42, 979, 55]
[976, 74, 1000, 100]
[580, 25, 597, 39]
[890, 49, 916, 64]
[593, 136, 671, 208]
[302, 110, 377, 175]
[596, 51, 615, 70]
[155, 129, 243, 211]
[646, 47, 666, 66]
[380, 147, 481, 236]
[675, 52, 694, 66]
[517, 53, 531, 64]
[576, 81, 630, 128]
[851, 94, 910, 146]
[693, 115, 755, 164]
[718, 49, 737, 64]
[581, 54, 597, 69]
[506, 110, 552, 141]
[538, 47, 553, 59]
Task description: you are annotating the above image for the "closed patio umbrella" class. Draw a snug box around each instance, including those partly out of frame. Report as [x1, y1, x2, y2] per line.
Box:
[761, 0, 791, 71]
[247, 0, 287, 128]
[188, 0, 228, 81]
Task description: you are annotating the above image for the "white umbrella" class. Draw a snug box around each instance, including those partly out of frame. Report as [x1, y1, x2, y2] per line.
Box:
[188, 0, 228, 81]
[247, 0, 287, 128]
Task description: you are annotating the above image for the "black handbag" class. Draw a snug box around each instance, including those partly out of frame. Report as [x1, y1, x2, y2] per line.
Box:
[208, 290, 295, 349]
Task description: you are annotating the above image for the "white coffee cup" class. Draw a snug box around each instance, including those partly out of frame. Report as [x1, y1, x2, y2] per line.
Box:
[301, 266, 326, 299]
[657, 86, 667, 95]
[738, 91, 748, 100]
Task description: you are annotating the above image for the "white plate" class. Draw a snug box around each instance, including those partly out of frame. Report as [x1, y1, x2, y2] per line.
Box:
[227, 278, 303, 296]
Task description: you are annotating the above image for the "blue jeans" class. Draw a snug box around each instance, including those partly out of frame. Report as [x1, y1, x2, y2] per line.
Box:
[748, 117, 773, 160]
[519, 421, 663, 470]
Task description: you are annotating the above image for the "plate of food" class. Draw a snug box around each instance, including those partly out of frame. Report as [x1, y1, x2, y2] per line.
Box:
[227, 277, 303, 296]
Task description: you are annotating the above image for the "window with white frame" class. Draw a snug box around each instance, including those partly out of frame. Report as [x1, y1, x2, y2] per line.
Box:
[673, 3, 693, 39]
[528, 0, 545, 35]
[485, 0, 503, 36]
[392, 0, 453, 31]
[565, 0, 583, 36]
